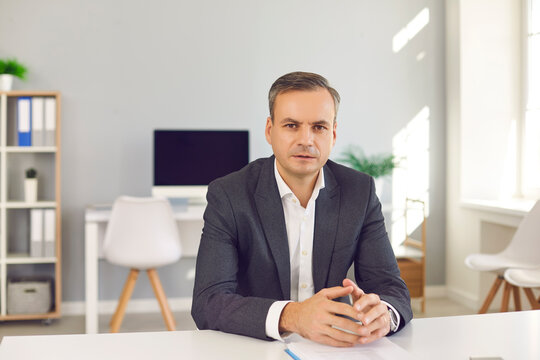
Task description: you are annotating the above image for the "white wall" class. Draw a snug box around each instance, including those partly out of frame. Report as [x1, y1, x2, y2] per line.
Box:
[0, 0, 447, 303]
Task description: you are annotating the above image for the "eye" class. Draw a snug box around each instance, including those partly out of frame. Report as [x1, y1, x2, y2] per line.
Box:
[284, 123, 297, 129]
[313, 125, 326, 131]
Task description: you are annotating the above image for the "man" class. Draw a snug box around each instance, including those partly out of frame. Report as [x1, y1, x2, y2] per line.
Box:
[192, 71, 412, 347]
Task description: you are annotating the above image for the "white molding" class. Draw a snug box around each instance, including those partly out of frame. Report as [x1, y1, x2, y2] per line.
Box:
[425, 285, 447, 298]
[446, 285, 478, 310]
[460, 198, 533, 218]
[63, 288, 451, 317]
[63, 297, 192, 316]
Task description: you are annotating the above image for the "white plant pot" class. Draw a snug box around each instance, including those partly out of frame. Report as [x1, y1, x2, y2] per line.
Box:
[0, 74, 14, 91]
[25, 178, 38, 202]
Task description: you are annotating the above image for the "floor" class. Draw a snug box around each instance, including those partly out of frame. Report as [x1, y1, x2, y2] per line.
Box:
[0, 297, 477, 342]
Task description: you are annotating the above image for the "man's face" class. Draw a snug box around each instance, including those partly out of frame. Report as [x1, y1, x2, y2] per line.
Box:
[265, 88, 337, 183]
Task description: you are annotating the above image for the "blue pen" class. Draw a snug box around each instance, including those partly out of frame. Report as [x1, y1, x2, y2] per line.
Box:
[284, 348, 301, 360]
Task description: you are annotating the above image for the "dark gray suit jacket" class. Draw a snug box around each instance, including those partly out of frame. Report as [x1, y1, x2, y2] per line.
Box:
[191, 156, 412, 340]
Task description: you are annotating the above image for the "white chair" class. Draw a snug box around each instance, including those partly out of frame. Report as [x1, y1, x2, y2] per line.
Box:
[103, 196, 181, 332]
[464, 200, 540, 313]
[504, 267, 540, 310]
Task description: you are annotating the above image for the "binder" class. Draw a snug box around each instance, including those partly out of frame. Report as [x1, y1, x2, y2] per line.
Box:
[44, 97, 56, 146]
[44, 209, 56, 258]
[17, 97, 32, 146]
[31, 97, 45, 147]
[30, 209, 44, 257]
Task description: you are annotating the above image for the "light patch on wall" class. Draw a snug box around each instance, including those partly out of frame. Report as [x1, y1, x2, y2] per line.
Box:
[392, 8, 430, 53]
[499, 119, 517, 199]
[186, 268, 196, 281]
[416, 51, 426, 61]
[523, 110, 540, 193]
[390, 106, 430, 246]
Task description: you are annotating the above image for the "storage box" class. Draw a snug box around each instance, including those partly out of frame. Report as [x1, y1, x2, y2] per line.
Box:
[7, 278, 52, 314]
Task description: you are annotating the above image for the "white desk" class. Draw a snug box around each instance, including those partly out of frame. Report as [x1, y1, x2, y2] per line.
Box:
[1, 311, 539, 359]
[84, 204, 205, 334]
[390, 310, 540, 359]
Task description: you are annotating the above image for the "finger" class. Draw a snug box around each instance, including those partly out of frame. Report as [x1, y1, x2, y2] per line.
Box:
[358, 326, 389, 345]
[315, 334, 356, 348]
[325, 299, 361, 320]
[329, 315, 370, 337]
[358, 303, 388, 327]
[342, 279, 364, 299]
[323, 324, 361, 345]
[361, 311, 390, 334]
[319, 286, 354, 300]
[353, 293, 381, 312]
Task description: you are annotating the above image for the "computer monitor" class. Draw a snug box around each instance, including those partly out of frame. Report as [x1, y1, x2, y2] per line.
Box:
[152, 130, 249, 202]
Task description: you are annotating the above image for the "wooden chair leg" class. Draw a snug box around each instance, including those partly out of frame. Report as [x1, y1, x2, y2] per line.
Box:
[110, 269, 139, 333]
[479, 276, 504, 314]
[147, 269, 176, 331]
[512, 286, 521, 311]
[500, 281, 511, 312]
[421, 296, 425, 313]
[524, 288, 540, 310]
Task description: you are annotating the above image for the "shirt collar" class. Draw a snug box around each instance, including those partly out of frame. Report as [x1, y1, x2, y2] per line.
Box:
[274, 159, 325, 200]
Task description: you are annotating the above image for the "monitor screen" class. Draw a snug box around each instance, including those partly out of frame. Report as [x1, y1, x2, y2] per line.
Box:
[153, 130, 249, 186]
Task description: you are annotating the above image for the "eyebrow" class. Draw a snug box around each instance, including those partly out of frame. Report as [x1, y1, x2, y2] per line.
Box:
[280, 118, 332, 126]
[311, 120, 332, 126]
[280, 118, 300, 124]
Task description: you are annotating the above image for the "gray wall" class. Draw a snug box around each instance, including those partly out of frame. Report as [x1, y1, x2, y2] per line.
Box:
[0, 0, 446, 302]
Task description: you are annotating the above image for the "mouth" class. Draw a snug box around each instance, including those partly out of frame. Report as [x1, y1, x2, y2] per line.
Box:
[292, 154, 316, 160]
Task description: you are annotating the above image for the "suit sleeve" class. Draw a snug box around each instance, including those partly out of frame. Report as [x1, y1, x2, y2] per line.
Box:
[191, 181, 275, 340]
[354, 177, 413, 332]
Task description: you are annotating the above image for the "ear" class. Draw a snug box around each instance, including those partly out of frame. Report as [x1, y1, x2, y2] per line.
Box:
[265, 117, 273, 145]
[332, 121, 337, 146]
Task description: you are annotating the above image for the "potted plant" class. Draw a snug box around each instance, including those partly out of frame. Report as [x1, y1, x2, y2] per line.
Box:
[338, 146, 397, 197]
[25, 168, 38, 203]
[0, 58, 28, 91]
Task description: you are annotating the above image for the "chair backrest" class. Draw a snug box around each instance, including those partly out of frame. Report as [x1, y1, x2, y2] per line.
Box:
[103, 196, 181, 269]
[502, 200, 540, 264]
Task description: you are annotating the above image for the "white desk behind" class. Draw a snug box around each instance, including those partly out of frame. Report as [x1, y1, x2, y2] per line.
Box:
[2, 311, 539, 360]
[84, 204, 205, 334]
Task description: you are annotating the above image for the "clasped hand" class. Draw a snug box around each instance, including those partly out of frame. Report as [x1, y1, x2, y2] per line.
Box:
[279, 279, 391, 347]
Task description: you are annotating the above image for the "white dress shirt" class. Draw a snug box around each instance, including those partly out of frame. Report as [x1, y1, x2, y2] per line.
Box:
[265, 160, 400, 340]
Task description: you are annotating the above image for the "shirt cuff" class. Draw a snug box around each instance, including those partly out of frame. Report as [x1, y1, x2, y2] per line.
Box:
[265, 300, 293, 341]
[381, 300, 401, 332]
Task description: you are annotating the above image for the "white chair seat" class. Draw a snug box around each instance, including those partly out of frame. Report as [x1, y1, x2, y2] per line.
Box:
[465, 253, 538, 274]
[105, 246, 180, 270]
[505, 268, 540, 288]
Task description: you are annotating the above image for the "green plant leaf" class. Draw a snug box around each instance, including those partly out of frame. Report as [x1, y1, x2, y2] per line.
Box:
[337, 145, 397, 178]
[0, 58, 27, 80]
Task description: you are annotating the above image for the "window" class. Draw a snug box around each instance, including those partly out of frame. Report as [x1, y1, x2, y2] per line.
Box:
[522, 0, 540, 197]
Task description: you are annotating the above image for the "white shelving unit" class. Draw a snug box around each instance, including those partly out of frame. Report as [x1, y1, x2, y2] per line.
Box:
[0, 90, 61, 321]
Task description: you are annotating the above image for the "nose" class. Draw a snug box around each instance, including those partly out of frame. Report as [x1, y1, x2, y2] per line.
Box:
[297, 125, 314, 146]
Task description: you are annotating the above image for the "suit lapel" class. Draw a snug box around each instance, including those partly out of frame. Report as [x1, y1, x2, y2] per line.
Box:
[312, 165, 340, 292]
[254, 156, 290, 300]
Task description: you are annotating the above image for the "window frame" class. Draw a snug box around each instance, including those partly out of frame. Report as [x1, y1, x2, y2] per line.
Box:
[520, 0, 540, 199]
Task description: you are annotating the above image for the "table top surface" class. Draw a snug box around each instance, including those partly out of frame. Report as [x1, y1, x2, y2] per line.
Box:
[1, 310, 539, 360]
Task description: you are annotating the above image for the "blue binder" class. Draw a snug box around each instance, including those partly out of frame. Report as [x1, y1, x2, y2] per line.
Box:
[17, 97, 32, 146]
